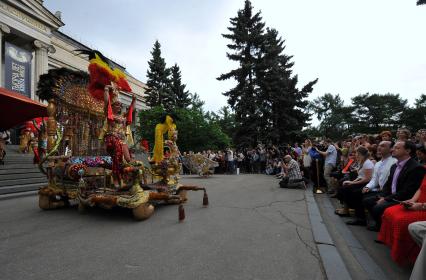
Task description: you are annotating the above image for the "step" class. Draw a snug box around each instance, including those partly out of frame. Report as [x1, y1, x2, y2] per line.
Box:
[0, 190, 38, 201]
[0, 172, 46, 180]
[0, 177, 47, 187]
[0, 167, 41, 175]
[0, 183, 46, 195]
[0, 163, 40, 170]
[315, 194, 391, 280]
[3, 154, 34, 159]
[4, 145, 20, 153]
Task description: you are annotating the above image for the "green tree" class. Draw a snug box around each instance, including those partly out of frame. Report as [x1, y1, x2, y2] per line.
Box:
[190, 92, 205, 112]
[217, 0, 266, 147]
[218, 1, 317, 147]
[401, 94, 426, 131]
[351, 93, 407, 133]
[257, 28, 317, 143]
[169, 64, 191, 109]
[137, 106, 230, 153]
[309, 93, 353, 139]
[207, 106, 236, 141]
[145, 40, 172, 110]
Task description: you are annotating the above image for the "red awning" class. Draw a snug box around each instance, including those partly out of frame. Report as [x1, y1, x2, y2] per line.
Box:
[0, 87, 48, 131]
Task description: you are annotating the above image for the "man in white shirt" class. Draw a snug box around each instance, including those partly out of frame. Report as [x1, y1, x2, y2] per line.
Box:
[363, 141, 396, 193]
[226, 148, 234, 174]
[343, 141, 395, 225]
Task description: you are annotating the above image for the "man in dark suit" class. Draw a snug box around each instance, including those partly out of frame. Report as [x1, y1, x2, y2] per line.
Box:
[363, 140, 425, 231]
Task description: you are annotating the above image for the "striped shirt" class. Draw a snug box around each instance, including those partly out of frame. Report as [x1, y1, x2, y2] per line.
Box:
[286, 159, 302, 180]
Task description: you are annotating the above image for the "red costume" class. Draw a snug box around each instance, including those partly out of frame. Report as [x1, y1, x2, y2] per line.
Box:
[378, 173, 426, 265]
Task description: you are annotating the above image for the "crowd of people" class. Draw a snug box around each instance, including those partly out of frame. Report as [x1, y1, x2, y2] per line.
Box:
[183, 128, 426, 278]
[276, 128, 426, 280]
[181, 144, 301, 175]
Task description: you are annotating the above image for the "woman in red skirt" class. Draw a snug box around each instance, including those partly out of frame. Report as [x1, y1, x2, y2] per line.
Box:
[378, 171, 426, 265]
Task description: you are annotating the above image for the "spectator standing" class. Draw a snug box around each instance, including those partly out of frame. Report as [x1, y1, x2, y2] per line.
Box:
[302, 140, 312, 180]
[294, 143, 302, 159]
[0, 130, 10, 165]
[236, 151, 244, 173]
[258, 145, 267, 173]
[316, 139, 338, 193]
[397, 128, 411, 142]
[226, 148, 234, 174]
[309, 142, 325, 193]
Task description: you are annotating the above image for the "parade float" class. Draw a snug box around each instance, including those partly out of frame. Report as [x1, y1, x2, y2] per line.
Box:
[182, 154, 219, 176]
[35, 50, 208, 221]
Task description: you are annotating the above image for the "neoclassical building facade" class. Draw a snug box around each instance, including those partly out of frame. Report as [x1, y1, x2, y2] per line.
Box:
[0, 0, 147, 113]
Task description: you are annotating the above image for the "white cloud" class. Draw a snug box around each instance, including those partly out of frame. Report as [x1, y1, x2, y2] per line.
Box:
[45, 0, 426, 115]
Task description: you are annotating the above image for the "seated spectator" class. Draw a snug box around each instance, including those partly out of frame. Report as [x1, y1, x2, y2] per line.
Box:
[408, 221, 426, 280]
[380, 131, 392, 142]
[367, 144, 378, 164]
[397, 128, 411, 142]
[416, 129, 426, 149]
[363, 141, 425, 231]
[417, 146, 426, 165]
[335, 146, 374, 225]
[363, 141, 396, 194]
[279, 155, 303, 188]
[377, 173, 426, 265]
[337, 141, 395, 223]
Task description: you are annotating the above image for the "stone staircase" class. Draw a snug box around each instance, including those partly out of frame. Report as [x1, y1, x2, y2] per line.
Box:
[0, 145, 47, 195]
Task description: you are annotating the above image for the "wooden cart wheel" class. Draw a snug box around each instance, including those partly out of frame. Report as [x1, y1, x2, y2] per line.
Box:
[38, 194, 51, 210]
[132, 203, 154, 221]
[78, 202, 86, 213]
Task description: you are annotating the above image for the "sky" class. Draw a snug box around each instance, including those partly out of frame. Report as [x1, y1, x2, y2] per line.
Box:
[44, 0, 426, 119]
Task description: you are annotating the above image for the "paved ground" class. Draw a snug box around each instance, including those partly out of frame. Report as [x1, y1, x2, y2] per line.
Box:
[0, 174, 324, 280]
[324, 196, 412, 280]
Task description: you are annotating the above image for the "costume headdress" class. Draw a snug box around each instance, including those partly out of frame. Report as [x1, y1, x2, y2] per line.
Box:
[74, 49, 132, 101]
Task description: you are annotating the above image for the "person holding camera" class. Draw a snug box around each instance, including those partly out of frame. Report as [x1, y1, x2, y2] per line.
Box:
[279, 155, 303, 188]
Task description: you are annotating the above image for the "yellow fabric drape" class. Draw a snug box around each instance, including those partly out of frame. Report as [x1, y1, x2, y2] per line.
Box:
[152, 116, 176, 163]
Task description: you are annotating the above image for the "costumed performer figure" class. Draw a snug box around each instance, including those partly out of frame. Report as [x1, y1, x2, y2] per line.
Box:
[152, 114, 178, 164]
[99, 82, 136, 188]
[76, 49, 135, 188]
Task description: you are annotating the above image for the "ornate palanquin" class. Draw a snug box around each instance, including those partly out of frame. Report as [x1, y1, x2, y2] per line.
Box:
[35, 68, 208, 221]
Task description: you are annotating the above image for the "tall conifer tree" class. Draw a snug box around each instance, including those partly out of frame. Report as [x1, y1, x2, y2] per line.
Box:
[145, 40, 172, 110]
[169, 64, 191, 109]
[258, 28, 317, 143]
[219, 1, 317, 146]
[217, 0, 266, 147]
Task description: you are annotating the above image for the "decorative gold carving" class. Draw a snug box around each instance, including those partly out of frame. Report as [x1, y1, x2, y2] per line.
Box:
[0, 2, 48, 33]
[46, 99, 56, 152]
[34, 39, 55, 53]
[0, 22, 11, 34]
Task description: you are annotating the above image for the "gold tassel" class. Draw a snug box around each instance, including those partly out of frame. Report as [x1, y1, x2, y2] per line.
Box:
[203, 190, 209, 207]
[178, 204, 185, 222]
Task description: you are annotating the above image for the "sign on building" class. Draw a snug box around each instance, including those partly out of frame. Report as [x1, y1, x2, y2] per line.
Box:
[4, 42, 32, 97]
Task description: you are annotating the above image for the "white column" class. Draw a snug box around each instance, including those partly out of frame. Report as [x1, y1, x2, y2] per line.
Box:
[0, 23, 11, 88]
[33, 40, 55, 99]
[33, 40, 49, 82]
